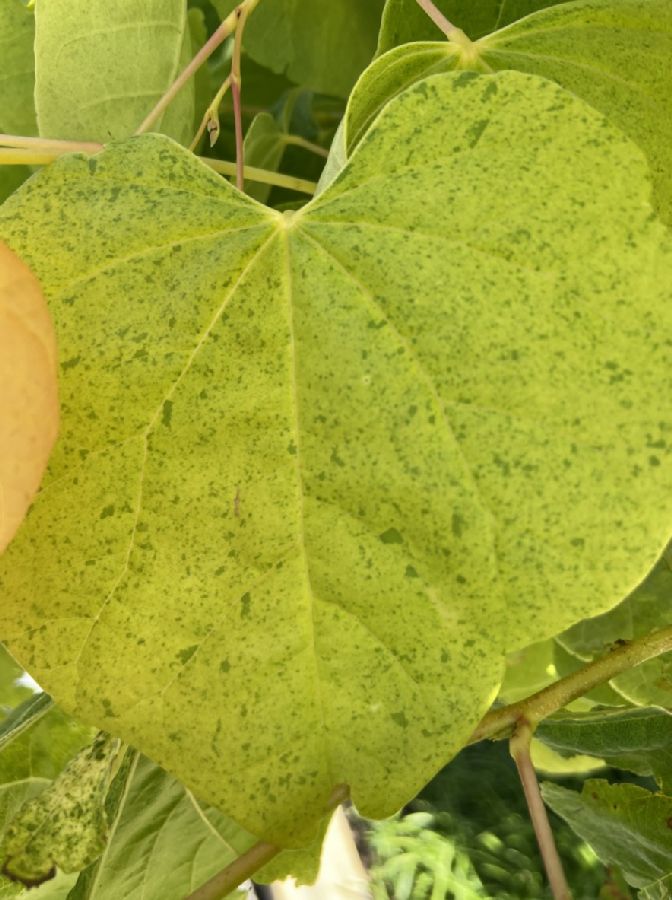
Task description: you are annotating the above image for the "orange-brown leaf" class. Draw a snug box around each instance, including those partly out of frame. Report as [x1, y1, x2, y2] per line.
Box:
[0, 241, 58, 553]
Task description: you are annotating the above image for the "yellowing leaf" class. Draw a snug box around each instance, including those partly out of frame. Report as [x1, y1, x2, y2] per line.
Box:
[0, 71, 671, 846]
[0, 242, 58, 554]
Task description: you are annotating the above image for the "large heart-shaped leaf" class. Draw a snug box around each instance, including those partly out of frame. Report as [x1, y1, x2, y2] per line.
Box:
[0, 71, 671, 844]
[351, 0, 672, 225]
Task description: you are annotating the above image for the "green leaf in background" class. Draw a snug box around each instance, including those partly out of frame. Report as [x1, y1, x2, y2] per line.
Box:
[242, 112, 287, 203]
[0, 0, 37, 136]
[1, 71, 672, 844]
[640, 874, 672, 900]
[529, 739, 604, 777]
[0, 734, 122, 884]
[558, 548, 672, 708]
[553, 640, 630, 709]
[68, 751, 253, 900]
[213, 0, 385, 98]
[377, 0, 569, 50]
[497, 639, 557, 705]
[0, 694, 53, 757]
[33, 0, 194, 143]
[188, 6, 214, 136]
[542, 781, 672, 892]
[0, 0, 37, 203]
[0, 704, 93, 786]
[537, 708, 672, 792]
[315, 120, 346, 196]
[69, 750, 321, 897]
[0, 648, 93, 785]
[0, 648, 30, 712]
[351, 0, 672, 226]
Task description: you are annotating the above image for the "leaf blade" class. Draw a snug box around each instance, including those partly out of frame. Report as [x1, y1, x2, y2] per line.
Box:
[1, 71, 671, 845]
[34, 0, 194, 143]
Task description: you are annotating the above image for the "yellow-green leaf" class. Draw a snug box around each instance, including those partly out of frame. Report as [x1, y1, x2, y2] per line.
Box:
[1, 71, 671, 846]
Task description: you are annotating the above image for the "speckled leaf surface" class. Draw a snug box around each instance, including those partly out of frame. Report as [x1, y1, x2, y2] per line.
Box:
[542, 781, 672, 891]
[558, 547, 672, 707]
[479, 0, 672, 225]
[537, 708, 672, 792]
[0, 733, 121, 884]
[0, 0, 37, 137]
[213, 0, 385, 98]
[0, 872, 77, 900]
[354, 1, 672, 225]
[0, 71, 671, 844]
[34, 0, 194, 144]
[377, 0, 569, 50]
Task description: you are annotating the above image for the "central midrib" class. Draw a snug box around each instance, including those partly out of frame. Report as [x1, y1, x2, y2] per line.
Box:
[278, 227, 333, 791]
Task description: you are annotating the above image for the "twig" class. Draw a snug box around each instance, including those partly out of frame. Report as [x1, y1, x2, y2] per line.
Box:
[413, 0, 459, 38]
[135, 0, 260, 136]
[0, 133, 103, 153]
[202, 158, 316, 195]
[0, 144, 316, 195]
[186, 839, 279, 900]
[470, 624, 672, 744]
[282, 134, 329, 158]
[230, 2, 261, 191]
[0, 148, 63, 166]
[231, 80, 245, 191]
[186, 785, 349, 900]
[511, 721, 572, 900]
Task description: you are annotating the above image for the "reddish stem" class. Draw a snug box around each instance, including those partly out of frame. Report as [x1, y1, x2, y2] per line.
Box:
[414, 0, 458, 37]
[511, 721, 572, 900]
[231, 79, 244, 191]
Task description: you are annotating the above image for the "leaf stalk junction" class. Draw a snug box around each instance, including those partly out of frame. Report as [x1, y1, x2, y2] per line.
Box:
[189, 625, 672, 899]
